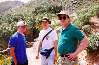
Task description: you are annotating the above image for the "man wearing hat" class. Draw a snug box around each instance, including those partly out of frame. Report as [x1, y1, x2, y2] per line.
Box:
[36, 18, 58, 65]
[57, 11, 89, 65]
[9, 21, 28, 65]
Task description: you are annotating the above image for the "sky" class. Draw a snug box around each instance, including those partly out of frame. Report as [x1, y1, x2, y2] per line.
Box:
[0, 0, 31, 3]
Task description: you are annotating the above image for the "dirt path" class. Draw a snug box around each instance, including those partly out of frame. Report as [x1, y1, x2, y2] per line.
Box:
[26, 42, 41, 65]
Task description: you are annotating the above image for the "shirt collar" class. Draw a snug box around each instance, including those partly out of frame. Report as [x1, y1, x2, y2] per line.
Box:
[17, 31, 25, 36]
[62, 24, 71, 31]
[44, 27, 52, 31]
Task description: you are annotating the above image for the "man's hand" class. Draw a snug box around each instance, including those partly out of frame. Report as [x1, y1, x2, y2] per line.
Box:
[13, 54, 17, 65]
[14, 61, 17, 65]
[67, 53, 77, 61]
[54, 54, 58, 64]
[36, 55, 39, 59]
[68, 36, 88, 61]
[54, 57, 57, 64]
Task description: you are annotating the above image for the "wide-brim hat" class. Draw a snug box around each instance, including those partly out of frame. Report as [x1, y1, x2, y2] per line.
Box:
[57, 10, 70, 16]
[40, 17, 51, 24]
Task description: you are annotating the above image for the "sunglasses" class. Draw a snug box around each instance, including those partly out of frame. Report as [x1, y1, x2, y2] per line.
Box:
[41, 21, 48, 24]
[58, 15, 69, 20]
[58, 16, 67, 20]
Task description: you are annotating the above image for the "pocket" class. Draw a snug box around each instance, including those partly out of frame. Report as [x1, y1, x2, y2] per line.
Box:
[40, 47, 54, 58]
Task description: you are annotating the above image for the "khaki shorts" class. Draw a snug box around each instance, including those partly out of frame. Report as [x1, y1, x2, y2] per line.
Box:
[56, 57, 78, 65]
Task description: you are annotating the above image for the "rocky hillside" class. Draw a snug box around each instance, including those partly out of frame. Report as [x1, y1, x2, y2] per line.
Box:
[1, 0, 99, 16]
[0, 1, 24, 15]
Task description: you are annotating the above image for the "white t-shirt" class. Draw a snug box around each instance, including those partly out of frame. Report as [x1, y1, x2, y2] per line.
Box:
[39, 27, 58, 49]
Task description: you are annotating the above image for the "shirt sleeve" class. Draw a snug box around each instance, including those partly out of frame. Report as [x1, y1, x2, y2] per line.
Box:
[8, 36, 17, 48]
[74, 28, 85, 41]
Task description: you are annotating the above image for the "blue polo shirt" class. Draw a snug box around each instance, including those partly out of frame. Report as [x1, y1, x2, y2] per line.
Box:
[58, 24, 84, 55]
[9, 32, 27, 64]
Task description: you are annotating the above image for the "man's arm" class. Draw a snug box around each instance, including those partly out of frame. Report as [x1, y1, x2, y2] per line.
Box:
[54, 40, 58, 64]
[36, 41, 42, 59]
[10, 47, 17, 65]
[74, 36, 88, 55]
[68, 36, 89, 61]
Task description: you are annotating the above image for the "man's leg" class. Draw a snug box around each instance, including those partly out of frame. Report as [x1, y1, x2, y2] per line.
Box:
[48, 51, 54, 65]
[48, 56, 54, 65]
[41, 55, 48, 65]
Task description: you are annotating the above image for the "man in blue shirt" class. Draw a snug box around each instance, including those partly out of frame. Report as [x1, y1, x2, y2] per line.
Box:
[57, 11, 89, 65]
[9, 21, 28, 65]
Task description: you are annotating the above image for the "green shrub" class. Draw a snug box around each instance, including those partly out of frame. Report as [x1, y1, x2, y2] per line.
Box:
[0, 54, 11, 65]
[74, 4, 99, 54]
[87, 34, 99, 53]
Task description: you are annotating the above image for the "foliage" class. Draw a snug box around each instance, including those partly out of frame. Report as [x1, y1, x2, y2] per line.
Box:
[87, 34, 99, 53]
[75, 4, 99, 30]
[74, 3, 99, 54]
[33, 5, 62, 15]
[0, 0, 63, 49]
[0, 54, 11, 65]
[0, 0, 99, 65]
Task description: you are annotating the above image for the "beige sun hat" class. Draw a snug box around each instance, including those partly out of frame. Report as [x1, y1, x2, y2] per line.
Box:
[17, 21, 26, 27]
[57, 10, 70, 16]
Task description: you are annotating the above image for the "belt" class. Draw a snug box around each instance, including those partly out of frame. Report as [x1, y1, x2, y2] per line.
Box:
[60, 54, 69, 57]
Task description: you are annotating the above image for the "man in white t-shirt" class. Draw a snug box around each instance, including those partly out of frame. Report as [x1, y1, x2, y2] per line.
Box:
[36, 17, 58, 65]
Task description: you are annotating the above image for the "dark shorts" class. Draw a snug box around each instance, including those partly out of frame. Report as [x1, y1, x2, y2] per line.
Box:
[11, 60, 28, 65]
